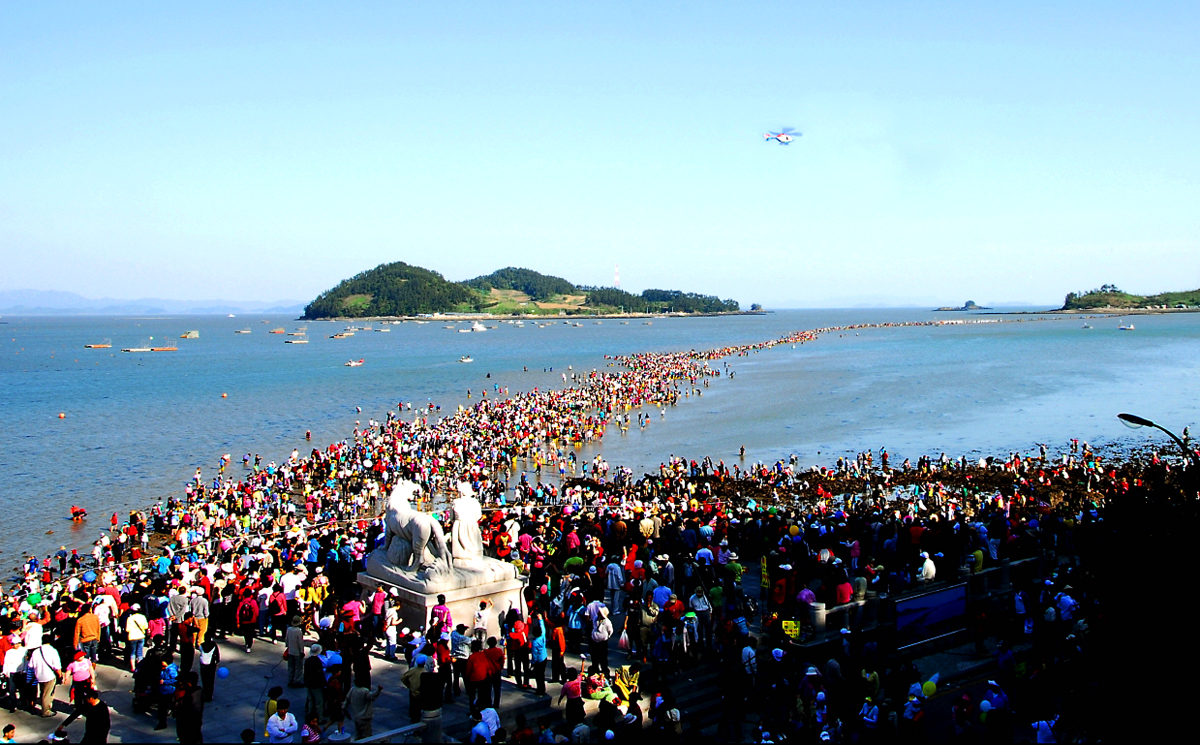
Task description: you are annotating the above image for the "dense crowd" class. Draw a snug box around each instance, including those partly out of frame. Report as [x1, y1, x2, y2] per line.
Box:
[2, 314, 1190, 742]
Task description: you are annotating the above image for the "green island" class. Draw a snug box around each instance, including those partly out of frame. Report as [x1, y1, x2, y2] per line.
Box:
[302, 262, 745, 319]
[1061, 284, 1200, 310]
[933, 300, 990, 311]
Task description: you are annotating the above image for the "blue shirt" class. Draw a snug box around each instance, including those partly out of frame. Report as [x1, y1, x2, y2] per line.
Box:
[530, 634, 547, 664]
[160, 663, 179, 695]
[653, 585, 672, 608]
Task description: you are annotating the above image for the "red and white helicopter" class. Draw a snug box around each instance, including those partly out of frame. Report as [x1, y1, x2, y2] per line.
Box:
[764, 127, 801, 145]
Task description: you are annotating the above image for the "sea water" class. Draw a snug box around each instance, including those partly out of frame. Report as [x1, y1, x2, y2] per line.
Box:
[1, 309, 1197, 565]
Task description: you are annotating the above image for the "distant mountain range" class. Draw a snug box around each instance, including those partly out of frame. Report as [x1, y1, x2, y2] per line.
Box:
[0, 289, 306, 316]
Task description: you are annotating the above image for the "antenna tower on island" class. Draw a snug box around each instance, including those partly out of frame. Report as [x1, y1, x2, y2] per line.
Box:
[615, 264, 620, 289]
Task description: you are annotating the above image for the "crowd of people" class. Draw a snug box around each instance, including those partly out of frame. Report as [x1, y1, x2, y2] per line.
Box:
[1, 314, 1189, 742]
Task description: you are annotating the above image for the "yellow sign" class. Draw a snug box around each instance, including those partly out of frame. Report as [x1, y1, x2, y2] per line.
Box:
[781, 620, 800, 639]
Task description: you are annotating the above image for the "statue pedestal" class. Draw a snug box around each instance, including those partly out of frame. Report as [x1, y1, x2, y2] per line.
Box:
[356, 571, 527, 640]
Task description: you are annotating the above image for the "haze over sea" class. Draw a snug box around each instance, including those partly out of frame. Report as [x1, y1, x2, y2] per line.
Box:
[2, 309, 1197, 566]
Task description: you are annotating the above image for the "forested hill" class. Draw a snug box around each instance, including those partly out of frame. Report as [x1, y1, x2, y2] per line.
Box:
[301, 262, 480, 319]
[302, 261, 743, 318]
[582, 287, 740, 314]
[1061, 284, 1200, 310]
[463, 268, 576, 300]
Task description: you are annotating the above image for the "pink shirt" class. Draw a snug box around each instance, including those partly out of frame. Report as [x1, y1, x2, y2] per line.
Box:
[67, 659, 93, 682]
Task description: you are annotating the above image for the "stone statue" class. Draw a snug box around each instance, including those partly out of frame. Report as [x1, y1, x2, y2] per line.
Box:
[451, 483, 485, 567]
[366, 479, 519, 593]
[382, 480, 450, 573]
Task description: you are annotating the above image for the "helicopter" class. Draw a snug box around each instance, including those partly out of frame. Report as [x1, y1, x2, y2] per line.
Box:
[764, 127, 801, 144]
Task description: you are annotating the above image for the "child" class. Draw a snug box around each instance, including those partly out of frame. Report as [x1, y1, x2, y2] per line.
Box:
[266, 698, 299, 743]
[264, 685, 283, 739]
[474, 599, 492, 643]
[300, 712, 323, 743]
[1, 725, 15, 744]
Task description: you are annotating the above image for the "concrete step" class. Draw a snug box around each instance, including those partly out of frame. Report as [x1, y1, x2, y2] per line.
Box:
[440, 685, 555, 742]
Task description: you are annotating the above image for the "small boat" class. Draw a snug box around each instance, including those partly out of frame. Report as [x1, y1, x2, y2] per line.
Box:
[471, 321, 487, 332]
[122, 347, 152, 353]
[458, 328, 472, 333]
[345, 358, 364, 367]
[330, 332, 354, 338]
[234, 329, 251, 334]
[376, 327, 390, 332]
[84, 342, 111, 349]
[459, 355, 473, 363]
[1081, 323, 1092, 329]
[285, 339, 308, 344]
[443, 325, 456, 330]
[180, 330, 199, 339]
[1119, 324, 1135, 331]
[150, 346, 177, 352]
[227, 314, 236, 318]
[643, 321, 652, 325]
[269, 327, 285, 334]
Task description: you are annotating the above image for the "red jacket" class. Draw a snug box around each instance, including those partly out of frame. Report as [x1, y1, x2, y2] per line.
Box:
[465, 650, 491, 683]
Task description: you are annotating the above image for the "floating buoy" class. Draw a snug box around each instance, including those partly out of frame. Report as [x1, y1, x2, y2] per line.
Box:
[221, 393, 228, 398]
[58, 412, 66, 419]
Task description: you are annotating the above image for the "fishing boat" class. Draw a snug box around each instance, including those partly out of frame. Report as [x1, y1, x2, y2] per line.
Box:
[345, 358, 364, 367]
[459, 355, 473, 363]
[234, 328, 251, 334]
[375, 327, 390, 332]
[471, 321, 487, 332]
[150, 346, 178, 352]
[180, 330, 199, 339]
[285, 338, 308, 344]
[1119, 323, 1135, 331]
[269, 327, 285, 334]
[121, 347, 152, 353]
[330, 332, 354, 338]
[83, 341, 111, 349]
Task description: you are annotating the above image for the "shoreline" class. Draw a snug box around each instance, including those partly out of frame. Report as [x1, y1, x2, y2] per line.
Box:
[991, 306, 1200, 316]
[296, 310, 769, 322]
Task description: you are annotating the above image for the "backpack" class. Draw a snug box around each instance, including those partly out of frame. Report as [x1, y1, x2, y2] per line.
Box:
[567, 606, 585, 630]
[238, 602, 256, 625]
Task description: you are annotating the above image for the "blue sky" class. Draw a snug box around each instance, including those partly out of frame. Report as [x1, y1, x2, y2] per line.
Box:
[2, 2, 1198, 307]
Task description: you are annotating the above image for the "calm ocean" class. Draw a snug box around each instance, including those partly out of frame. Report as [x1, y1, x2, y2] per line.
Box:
[2, 309, 1197, 566]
